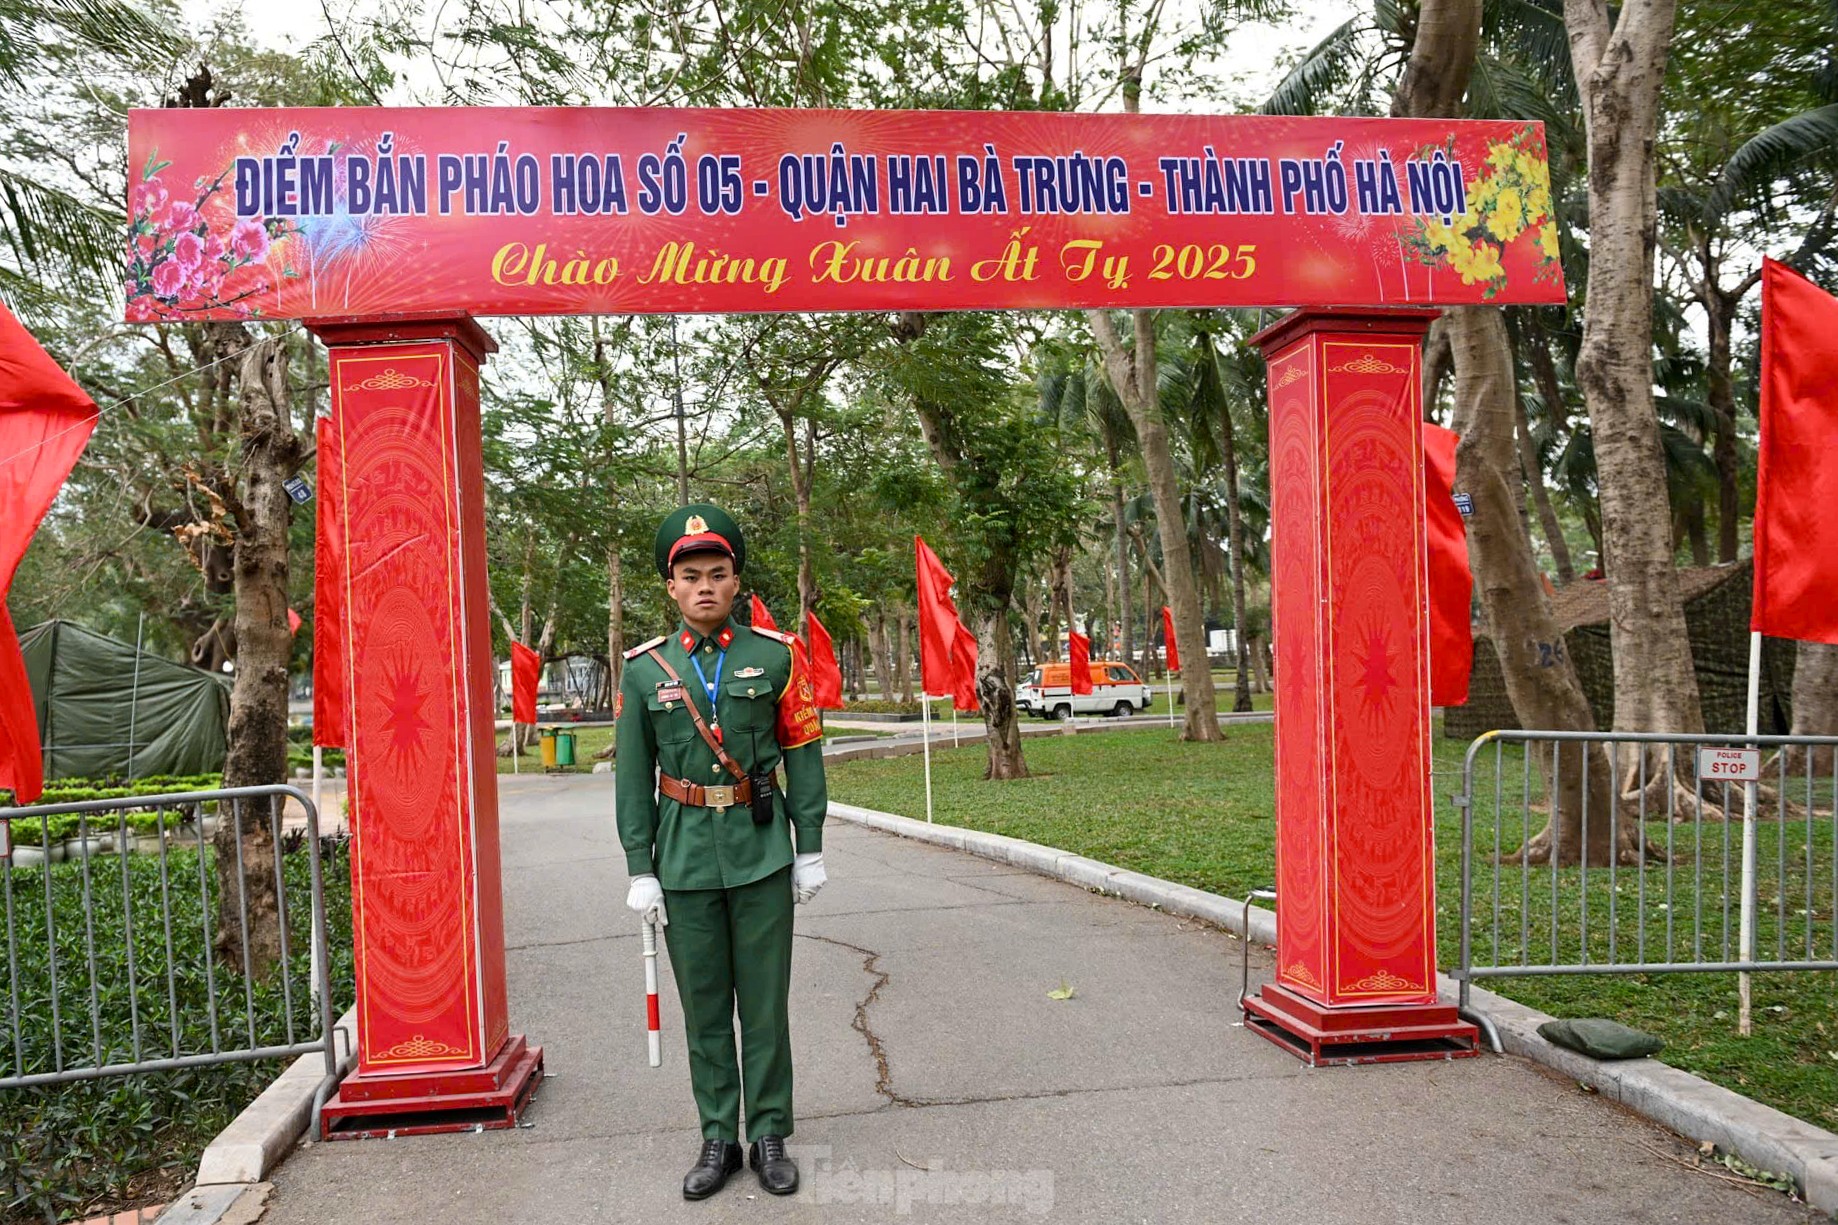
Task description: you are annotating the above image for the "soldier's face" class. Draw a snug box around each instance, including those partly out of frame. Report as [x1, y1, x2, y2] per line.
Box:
[667, 553, 740, 629]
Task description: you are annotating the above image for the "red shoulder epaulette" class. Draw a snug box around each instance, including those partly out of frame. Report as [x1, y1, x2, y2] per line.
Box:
[749, 624, 797, 647]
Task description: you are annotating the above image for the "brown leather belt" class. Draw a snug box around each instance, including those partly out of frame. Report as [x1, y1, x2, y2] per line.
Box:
[658, 774, 754, 811]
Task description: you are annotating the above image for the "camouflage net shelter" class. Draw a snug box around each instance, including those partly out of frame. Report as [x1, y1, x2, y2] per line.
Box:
[1445, 560, 1797, 739]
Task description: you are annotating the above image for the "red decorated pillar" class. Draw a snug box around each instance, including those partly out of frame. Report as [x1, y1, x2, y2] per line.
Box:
[308, 314, 543, 1135]
[1245, 308, 1478, 1065]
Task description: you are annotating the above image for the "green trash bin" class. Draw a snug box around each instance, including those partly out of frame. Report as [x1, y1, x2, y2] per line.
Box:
[555, 728, 576, 767]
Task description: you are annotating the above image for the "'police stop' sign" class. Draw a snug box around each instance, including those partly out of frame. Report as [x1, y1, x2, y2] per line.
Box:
[1697, 747, 1761, 781]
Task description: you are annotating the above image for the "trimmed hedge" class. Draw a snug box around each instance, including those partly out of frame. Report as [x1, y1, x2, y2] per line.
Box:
[1, 836, 355, 1222]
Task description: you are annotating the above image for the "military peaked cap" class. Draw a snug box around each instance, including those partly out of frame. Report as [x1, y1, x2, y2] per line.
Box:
[654, 503, 746, 577]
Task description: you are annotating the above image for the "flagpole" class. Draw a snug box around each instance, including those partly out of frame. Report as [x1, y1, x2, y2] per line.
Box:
[1166, 668, 1177, 730]
[1739, 629, 1761, 1037]
[921, 693, 935, 824]
[951, 703, 959, 746]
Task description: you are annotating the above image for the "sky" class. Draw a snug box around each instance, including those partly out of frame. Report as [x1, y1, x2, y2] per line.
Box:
[181, 0, 1355, 108]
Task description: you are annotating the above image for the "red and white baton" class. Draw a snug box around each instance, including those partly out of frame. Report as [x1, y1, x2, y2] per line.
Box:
[642, 918, 661, 1067]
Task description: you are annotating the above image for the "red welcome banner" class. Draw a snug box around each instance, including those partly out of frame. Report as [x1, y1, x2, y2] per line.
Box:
[125, 108, 1565, 320]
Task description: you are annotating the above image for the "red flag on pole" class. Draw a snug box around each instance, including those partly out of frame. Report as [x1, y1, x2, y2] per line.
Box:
[1068, 629, 1094, 694]
[915, 536, 960, 696]
[312, 413, 348, 748]
[949, 618, 980, 712]
[1161, 606, 1179, 673]
[511, 641, 541, 724]
[1422, 423, 1473, 705]
[749, 593, 779, 631]
[805, 610, 844, 709]
[1753, 258, 1838, 645]
[0, 304, 98, 802]
[287, 608, 302, 637]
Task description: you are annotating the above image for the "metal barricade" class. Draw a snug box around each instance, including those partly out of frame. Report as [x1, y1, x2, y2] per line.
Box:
[1453, 730, 1838, 1011]
[0, 785, 338, 1107]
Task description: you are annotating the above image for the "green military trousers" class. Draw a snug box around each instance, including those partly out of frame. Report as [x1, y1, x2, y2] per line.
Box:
[662, 865, 795, 1142]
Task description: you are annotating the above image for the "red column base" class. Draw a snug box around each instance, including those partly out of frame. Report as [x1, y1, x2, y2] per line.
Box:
[1242, 984, 1480, 1067]
[320, 1035, 545, 1140]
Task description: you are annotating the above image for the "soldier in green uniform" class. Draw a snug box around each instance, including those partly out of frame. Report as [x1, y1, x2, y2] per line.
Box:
[616, 504, 828, 1200]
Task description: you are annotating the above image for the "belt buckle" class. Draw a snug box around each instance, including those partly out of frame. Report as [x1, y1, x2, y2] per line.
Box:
[705, 784, 735, 811]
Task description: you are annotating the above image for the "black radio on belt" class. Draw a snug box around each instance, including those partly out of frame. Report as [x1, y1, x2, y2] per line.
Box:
[749, 769, 777, 825]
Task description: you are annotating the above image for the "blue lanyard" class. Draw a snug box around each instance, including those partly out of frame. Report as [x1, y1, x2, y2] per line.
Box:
[688, 647, 726, 715]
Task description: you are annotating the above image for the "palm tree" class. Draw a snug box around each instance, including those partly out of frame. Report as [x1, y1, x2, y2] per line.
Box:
[1037, 347, 1139, 667]
[1657, 0, 1838, 562]
[0, 1, 181, 311]
[1158, 313, 1266, 712]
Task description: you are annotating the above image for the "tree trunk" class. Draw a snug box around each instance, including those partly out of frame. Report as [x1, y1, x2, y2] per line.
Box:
[777, 408, 817, 626]
[1141, 540, 1156, 677]
[895, 607, 915, 704]
[975, 603, 1027, 779]
[1524, 329, 1579, 585]
[1101, 561, 1115, 663]
[1250, 635, 1272, 693]
[1704, 279, 1743, 564]
[1682, 501, 1710, 567]
[1513, 361, 1575, 583]
[1020, 580, 1043, 666]
[607, 543, 624, 692]
[1043, 548, 1069, 661]
[1565, 0, 1698, 736]
[1090, 310, 1221, 741]
[1448, 308, 1628, 864]
[216, 333, 299, 976]
[869, 609, 895, 701]
[1786, 641, 1838, 775]
[1218, 381, 1254, 714]
[1112, 473, 1132, 667]
[1391, 0, 1632, 863]
[1421, 317, 1453, 418]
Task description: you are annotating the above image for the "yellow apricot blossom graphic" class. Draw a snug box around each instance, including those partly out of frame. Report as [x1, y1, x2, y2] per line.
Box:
[1402, 126, 1561, 297]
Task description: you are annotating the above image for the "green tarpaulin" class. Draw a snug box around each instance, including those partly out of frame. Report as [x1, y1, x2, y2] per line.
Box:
[19, 620, 229, 780]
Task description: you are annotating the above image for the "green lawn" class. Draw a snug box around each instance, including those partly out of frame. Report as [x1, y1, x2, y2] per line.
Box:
[826, 725, 1838, 1133]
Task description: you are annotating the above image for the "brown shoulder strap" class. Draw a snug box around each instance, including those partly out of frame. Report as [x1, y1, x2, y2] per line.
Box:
[647, 649, 747, 782]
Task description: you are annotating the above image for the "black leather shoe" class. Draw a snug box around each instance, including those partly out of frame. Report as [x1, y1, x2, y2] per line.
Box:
[749, 1134, 799, 1195]
[683, 1138, 742, 1200]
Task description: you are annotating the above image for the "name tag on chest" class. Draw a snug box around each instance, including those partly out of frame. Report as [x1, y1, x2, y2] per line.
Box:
[655, 682, 687, 704]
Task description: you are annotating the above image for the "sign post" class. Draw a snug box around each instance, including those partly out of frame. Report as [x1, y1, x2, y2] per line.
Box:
[1245, 308, 1479, 1065]
[310, 314, 543, 1137]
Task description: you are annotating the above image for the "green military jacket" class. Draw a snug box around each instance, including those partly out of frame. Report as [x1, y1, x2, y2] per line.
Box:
[615, 617, 827, 891]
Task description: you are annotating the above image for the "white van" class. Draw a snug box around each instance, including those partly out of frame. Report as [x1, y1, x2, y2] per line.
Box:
[1016, 661, 1154, 720]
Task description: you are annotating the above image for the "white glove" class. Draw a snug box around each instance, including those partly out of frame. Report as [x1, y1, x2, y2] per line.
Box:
[625, 874, 668, 927]
[793, 853, 827, 904]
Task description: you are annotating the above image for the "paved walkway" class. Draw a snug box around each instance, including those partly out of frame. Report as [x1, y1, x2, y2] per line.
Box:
[262, 774, 1813, 1224]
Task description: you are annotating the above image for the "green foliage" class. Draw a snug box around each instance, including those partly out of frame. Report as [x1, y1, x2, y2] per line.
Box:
[1, 838, 356, 1222]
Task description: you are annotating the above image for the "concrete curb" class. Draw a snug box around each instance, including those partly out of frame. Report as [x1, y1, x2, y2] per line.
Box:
[826, 799, 1838, 1214]
[155, 1009, 356, 1225]
[828, 802, 1275, 946]
[1458, 981, 1838, 1212]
